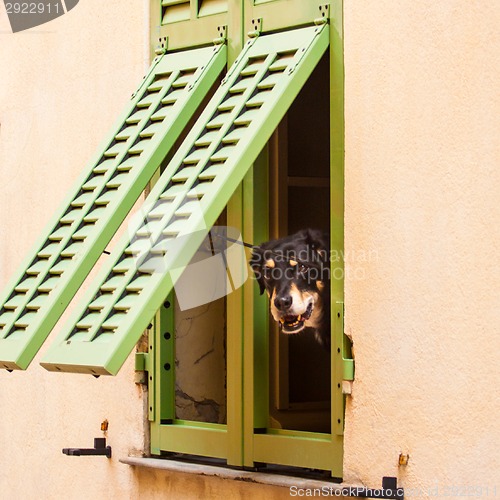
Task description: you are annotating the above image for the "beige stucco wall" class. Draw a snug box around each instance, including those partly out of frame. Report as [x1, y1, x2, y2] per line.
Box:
[0, 0, 498, 498]
[343, 0, 500, 494]
[0, 0, 150, 497]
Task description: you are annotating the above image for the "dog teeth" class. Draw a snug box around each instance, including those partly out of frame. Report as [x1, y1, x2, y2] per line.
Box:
[279, 314, 306, 328]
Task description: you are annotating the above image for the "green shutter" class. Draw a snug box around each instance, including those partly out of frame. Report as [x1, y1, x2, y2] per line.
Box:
[0, 44, 227, 371]
[41, 24, 329, 376]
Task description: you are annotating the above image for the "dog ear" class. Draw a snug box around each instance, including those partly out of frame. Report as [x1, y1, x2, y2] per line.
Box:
[250, 246, 266, 295]
[299, 229, 329, 261]
[303, 228, 328, 249]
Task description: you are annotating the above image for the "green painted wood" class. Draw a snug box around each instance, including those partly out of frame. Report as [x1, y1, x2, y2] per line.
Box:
[242, 155, 270, 467]
[329, 2, 349, 479]
[153, 0, 229, 52]
[245, 0, 329, 35]
[159, 422, 227, 458]
[225, 181, 246, 467]
[158, 295, 176, 422]
[0, 44, 227, 371]
[149, 292, 175, 454]
[41, 24, 330, 376]
[253, 432, 343, 472]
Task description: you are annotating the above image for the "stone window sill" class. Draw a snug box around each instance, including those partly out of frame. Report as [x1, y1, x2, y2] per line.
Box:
[120, 456, 356, 492]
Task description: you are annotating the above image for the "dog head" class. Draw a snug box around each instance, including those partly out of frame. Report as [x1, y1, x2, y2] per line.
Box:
[250, 229, 330, 343]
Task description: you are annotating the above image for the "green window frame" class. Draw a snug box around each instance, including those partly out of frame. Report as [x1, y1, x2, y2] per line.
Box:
[145, 0, 353, 478]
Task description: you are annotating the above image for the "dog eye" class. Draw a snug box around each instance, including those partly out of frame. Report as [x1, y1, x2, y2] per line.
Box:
[263, 267, 272, 279]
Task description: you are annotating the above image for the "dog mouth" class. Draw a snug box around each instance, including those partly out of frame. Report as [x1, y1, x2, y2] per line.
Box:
[279, 302, 314, 334]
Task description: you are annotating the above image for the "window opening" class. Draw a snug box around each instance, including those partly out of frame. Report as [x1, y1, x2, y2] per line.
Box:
[173, 213, 228, 425]
[268, 50, 331, 433]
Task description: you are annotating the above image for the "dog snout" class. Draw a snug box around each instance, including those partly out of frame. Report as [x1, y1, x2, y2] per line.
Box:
[274, 295, 292, 311]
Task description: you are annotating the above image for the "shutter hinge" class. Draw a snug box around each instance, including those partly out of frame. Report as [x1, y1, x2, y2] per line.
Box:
[221, 35, 258, 85]
[314, 4, 330, 25]
[343, 354, 354, 381]
[187, 41, 225, 91]
[135, 351, 150, 385]
[248, 17, 262, 38]
[335, 301, 355, 394]
[213, 25, 227, 45]
[130, 38, 167, 99]
[155, 36, 168, 55]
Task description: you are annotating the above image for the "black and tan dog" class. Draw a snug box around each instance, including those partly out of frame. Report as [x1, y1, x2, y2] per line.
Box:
[250, 229, 330, 348]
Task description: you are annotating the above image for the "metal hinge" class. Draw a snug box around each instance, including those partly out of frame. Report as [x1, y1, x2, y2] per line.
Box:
[248, 17, 262, 38]
[343, 358, 354, 382]
[130, 38, 167, 99]
[335, 301, 355, 394]
[213, 25, 227, 45]
[135, 351, 150, 385]
[314, 4, 330, 25]
[221, 34, 259, 85]
[187, 41, 225, 91]
[155, 36, 168, 55]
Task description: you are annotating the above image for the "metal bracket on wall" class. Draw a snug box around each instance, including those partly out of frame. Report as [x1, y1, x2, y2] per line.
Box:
[342, 477, 404, 499]
[248, 17, 262, 38]
[135, 351, 151, 385]
[62, 438, 112, 459]
[343, 358, 354, 381]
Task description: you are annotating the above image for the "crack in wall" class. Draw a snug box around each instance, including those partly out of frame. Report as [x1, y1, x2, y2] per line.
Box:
[194, 346, 215, 365]
[175, 388, 222, 424]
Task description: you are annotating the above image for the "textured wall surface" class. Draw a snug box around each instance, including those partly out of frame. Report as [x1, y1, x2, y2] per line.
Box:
[343, 0, 500, 493]
[0, 0, 499, 498]
[0, 1, 151, 498]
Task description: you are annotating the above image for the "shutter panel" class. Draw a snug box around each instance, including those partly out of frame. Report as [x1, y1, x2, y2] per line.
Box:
[41, 24, 329, 376]
[0, 44, 226, 370]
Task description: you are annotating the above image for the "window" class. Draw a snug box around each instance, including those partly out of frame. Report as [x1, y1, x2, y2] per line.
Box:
[146, 31, 352, 476]
[147, 2, 353, 478]
[0, 0, 353, 481]
[268, 51, 332, 433]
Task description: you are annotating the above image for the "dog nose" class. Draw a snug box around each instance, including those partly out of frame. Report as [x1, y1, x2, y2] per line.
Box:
[274, 295, 292, 311]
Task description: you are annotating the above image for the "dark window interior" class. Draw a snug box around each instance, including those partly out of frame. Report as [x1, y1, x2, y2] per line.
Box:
[168, 50, 332, 433]
[269, 50, 331, 433]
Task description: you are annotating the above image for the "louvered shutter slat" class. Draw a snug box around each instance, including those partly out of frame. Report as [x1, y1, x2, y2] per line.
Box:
[40, 25, 329, 375]
[0, 44, 226, 371]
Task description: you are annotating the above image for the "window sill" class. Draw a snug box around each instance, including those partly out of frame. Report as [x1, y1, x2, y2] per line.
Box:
[120, 456, 357, 493]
